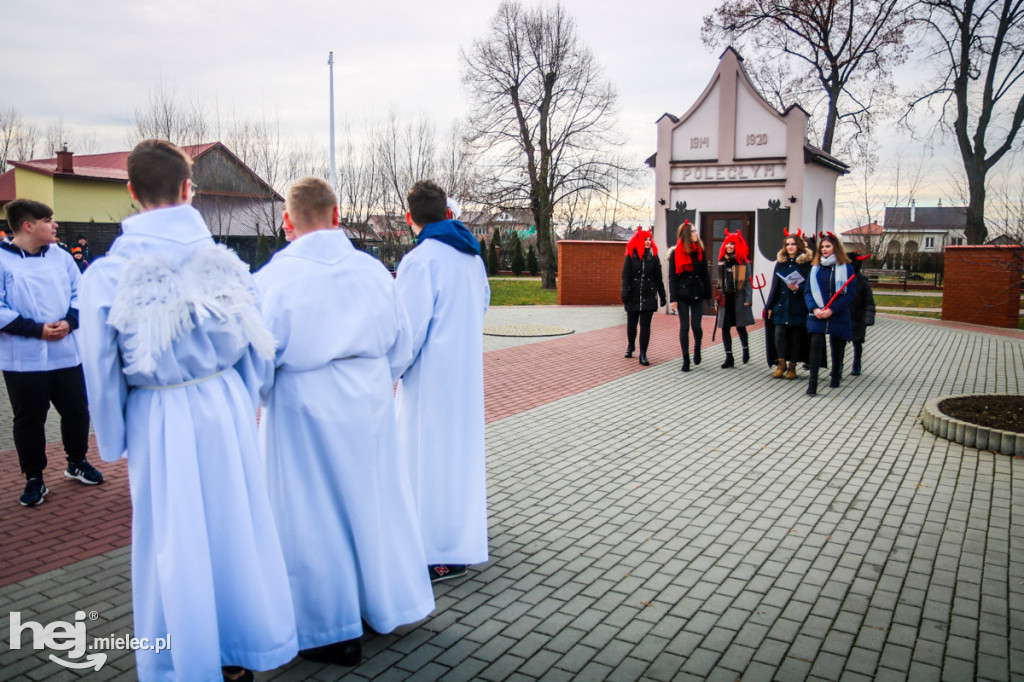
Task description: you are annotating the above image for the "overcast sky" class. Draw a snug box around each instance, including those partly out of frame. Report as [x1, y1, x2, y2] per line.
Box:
[2, 0, 989, 229]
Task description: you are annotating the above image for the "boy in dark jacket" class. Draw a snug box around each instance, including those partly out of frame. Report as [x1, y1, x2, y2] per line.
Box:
[848, 252, 876, 375]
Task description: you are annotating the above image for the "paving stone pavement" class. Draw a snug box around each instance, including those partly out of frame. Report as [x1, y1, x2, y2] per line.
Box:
[1, 311, 1023, 681]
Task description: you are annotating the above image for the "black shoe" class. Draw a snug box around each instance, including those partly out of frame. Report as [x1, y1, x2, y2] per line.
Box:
[65, 458, 103, 485]
[742, 346, 750, 364]
[806, 381, 817, 396]
[638, 352, 650, 366]
[429, 564, 468, 583]
[721, 353, 734, 369]
[851, 363, 861, 376]
[681, 355, 690, 372]
[20, 478, 48, 507]
[830, 376, 841, 388]
[299, 638, 362, 666]
[625, 346, 634, 358]
[693, 347, 701, 365]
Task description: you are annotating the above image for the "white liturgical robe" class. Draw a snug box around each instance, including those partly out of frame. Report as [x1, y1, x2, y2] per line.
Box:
[255, 229, 434, 648]
[393, 237, 490, 565]
[79, 205, 298, 682]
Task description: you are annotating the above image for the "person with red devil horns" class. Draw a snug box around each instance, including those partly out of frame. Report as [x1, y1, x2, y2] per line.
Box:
[764, 228, 813, 379]
[803, 232, 857, 395]
[667, 220, 711, 372]
[716, 230, 755, 368]
[620, 227, 666, 365]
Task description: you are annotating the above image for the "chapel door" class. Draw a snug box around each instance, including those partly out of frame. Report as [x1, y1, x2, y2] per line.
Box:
[701, 212, 755, 315]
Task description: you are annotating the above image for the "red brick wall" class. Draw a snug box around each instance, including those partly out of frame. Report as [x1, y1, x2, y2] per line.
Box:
[942, 246, 1023, 328]
[558, 240, 628, 305]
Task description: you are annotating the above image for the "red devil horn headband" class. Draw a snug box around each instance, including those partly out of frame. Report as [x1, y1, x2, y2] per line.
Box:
[783, 228, 805, 238]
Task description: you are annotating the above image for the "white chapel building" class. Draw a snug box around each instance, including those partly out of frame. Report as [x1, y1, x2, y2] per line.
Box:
[650, 47, 849, 317]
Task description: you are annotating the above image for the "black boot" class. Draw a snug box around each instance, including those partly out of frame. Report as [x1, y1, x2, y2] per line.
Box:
[830, 338, 845, 388]
[807, 333, 823, 395]
[851, 341, 862, 375]
[721, 353, 734, 369]
[693, 344, 702, 365]
[625, 345, 634, 358]
[681, 355, 690, 372]
[741, 344, 750, 364]
[639, 352, 650, 366]
[300, 638, 362, 666]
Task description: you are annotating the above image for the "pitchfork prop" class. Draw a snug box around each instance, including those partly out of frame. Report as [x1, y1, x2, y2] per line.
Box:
[751, 272, 768, 308]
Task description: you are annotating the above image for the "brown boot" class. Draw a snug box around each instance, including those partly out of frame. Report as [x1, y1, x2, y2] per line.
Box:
[772, 359, 786, 378]
[785, 362, 797, 379]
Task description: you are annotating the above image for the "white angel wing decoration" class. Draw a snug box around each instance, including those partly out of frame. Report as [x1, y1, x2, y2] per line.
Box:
[107, 256, 194, 375]
[182, 244, 277, 361]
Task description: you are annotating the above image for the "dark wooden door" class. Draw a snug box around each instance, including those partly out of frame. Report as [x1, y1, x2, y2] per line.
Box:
[701, 212, 755, 314]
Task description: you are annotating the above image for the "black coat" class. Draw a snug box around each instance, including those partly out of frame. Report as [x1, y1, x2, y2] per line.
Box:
[765, 250, 813, 327]
[621, 251, 666, 312]
[850, 272, 876, 342]
[667, 247, 712, 304]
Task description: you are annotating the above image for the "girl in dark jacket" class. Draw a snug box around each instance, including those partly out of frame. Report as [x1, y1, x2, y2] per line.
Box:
[668, 220, 711, 372]
[764, 230, 812, 379]
[847, 252, 876, 376]
[803, 233, 857, 395]
[716, 230, 755, 368]
[620, 227, 666, 366]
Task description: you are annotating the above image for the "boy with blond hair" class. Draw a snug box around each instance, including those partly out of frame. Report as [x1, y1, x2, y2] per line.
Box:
[256, 176, 434, 665]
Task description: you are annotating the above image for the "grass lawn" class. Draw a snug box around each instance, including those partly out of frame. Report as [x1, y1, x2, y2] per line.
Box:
[884, 309, 1024, 330]
[874, 294, 943, 309]
[489, 277, 558, 306]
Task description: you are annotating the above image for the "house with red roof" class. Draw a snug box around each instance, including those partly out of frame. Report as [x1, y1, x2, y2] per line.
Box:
[0, 142, 282, 264]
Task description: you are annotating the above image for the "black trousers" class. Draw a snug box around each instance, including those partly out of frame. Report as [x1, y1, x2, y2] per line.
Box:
[774, 325, 803, 363]
[626, 310, 655, 354]
[4, 365, 90, 479]
[721, 326, 748, 354]
[676, 300, 703, 357]
[808, 334, 846, 384]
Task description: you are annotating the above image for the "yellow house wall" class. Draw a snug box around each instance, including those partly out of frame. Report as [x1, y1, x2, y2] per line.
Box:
[12, 168, 55, 207]
[53, 178, 136, 223]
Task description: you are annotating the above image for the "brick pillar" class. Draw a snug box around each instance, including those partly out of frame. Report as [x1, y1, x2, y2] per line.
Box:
[942, 246, 1023, 328]
[557, 240, 629, 305]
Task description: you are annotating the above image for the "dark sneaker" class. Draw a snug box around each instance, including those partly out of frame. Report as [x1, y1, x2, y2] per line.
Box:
[20, 478, 48, 506]
[65, 459, 103, 485]
[428, 564, 468, 583]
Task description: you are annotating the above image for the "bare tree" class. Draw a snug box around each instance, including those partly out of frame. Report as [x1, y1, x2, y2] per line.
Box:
[461, 0, 628, 289]
[129, 80, 211, 148]
[43, 117, 98, 156]
[703, 0, 914, 155]
[907, 0, 1024, 244]
[0, 108, 41, 170]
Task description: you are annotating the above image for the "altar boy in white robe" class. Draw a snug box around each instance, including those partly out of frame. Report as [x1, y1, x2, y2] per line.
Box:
[79, 139, 298, 682]
[393, 180, 490, 583]
[255, 176, 435, 665]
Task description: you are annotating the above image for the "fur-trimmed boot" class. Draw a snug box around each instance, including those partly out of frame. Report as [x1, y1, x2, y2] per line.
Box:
[772, 358, 786, 378]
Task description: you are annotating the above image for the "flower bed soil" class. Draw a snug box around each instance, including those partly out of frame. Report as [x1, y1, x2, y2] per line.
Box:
[939, 395, 1024, 434]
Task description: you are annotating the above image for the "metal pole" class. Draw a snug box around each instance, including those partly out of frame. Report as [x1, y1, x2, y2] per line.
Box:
[328, 51, 337, 190]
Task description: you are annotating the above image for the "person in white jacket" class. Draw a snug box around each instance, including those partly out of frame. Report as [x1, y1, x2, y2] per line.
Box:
[79, 139, 297, 682]
[393, 179, 490, 583]
[255, 176, 434, 666]
[0, 198, 102, 507]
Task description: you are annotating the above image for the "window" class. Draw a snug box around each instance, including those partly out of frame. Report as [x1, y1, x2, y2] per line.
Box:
[925, 237, 935, 248]
[951, 237, 964, 246]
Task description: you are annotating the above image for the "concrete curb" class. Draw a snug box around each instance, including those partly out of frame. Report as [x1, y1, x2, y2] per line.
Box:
[921, 393, 1024, 456]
